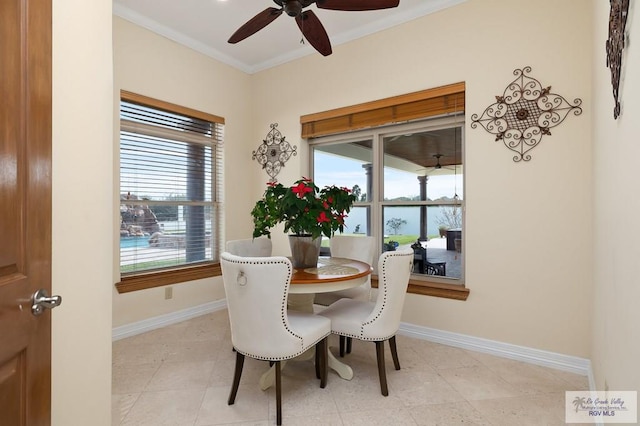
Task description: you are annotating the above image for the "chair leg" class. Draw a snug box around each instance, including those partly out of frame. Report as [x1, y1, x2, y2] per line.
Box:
[375, 341, 389, 396]
[275, 361, 282, 426]
[315, 341, 321, 380]
[389, 335, 401, 370]
[318, 337, 328, 388]
[339, 335, 346, 357]
[228, 351, 245, 405]
[346, 337, 352, 354]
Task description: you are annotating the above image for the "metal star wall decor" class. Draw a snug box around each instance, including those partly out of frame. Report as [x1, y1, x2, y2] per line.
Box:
[606, 0, 629, 119]
[252, 123, 297, 182]
[471, 66, 582, 162]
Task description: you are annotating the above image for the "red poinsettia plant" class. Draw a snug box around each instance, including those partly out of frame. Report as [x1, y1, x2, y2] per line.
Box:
[251, 177, 357, 240]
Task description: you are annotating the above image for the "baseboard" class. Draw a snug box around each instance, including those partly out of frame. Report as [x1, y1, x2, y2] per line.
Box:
[111, 301, 594, 386]
[112, 299, 227, 341]
[399, 322, 593, 378]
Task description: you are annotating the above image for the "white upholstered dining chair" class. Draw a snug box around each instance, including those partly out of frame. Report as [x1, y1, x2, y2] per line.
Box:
[313, 235, 375, 306]
[318, 249, 413, 396]
[220, 252, 331, 425]
[225, 237, 272, 257]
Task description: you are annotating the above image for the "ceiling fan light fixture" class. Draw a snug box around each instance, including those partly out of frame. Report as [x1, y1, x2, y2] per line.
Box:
[433, 154, 443, 169]
[283, 1, 302, 16]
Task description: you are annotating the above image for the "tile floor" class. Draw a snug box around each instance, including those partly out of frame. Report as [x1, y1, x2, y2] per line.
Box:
[112, 309, 589, 425]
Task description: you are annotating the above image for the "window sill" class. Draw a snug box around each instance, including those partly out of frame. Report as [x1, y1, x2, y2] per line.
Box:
[371, 275, 469, 301]
[115, 265, 469, 301]
[115, 262, 221, 293]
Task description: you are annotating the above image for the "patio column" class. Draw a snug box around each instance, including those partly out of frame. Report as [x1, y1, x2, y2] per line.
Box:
[362, 163, 372, 202]
[186, 143, 206, 263]
[417, 175, 428, 241]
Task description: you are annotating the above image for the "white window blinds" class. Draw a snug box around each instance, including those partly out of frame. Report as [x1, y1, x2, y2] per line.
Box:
[119, 100, 223, 275]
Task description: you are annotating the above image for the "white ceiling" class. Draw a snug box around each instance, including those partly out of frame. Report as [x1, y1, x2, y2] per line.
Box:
[113, 0, 464, 74]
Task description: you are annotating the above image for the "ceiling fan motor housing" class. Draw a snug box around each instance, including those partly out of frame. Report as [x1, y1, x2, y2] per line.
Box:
[283, 1, 303, 16]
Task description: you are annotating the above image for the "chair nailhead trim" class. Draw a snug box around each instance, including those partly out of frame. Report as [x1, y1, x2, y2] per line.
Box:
[234, 332, 330, 361]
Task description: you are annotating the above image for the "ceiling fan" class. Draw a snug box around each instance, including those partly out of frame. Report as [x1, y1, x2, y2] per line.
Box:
[417, 154, 455, 174]
[228, 0, 401, 57]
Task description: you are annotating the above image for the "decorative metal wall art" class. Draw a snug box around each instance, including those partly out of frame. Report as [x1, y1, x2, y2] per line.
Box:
[471, 66, 582, 162]
[606, 0, 629, 119]
[252, 123, 297, 182]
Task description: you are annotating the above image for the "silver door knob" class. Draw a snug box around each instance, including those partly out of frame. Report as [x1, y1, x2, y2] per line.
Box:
[31, 288, 62, 316]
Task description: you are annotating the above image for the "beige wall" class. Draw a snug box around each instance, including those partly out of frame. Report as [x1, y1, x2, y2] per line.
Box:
[111, 18, 257, 326]
[52, 1, 113, 425]
[110, 0, 596, 357]
[251, 0, 593, 357]
[591, 1, 640, 393]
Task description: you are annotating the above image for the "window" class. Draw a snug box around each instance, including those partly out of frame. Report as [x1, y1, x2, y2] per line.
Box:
[305, 83, 468, 300]
[116, 92, 224, 293]
[311, 117, 463, 280]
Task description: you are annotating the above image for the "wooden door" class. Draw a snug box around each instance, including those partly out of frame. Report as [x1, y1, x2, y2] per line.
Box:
[0, 0, 53, 424]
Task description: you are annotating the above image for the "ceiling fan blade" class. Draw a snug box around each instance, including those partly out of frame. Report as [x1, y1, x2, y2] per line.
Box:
[316, 0, 400, 11]
[228, 7, 283, 44]
[296, 10, 332, 56]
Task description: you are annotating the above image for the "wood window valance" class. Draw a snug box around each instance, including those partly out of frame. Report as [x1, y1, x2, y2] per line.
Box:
[300, 82, 465, 138]
[121, 90, 225, 125]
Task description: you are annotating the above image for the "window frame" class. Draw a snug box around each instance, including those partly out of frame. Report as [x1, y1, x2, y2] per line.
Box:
[115, 91, 224, 294]
[307, 87, 468, 301]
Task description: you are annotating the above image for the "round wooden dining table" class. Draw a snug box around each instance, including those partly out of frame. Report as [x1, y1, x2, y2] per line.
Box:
[258, 256, 372, 391]
[286, 256, 372, 311]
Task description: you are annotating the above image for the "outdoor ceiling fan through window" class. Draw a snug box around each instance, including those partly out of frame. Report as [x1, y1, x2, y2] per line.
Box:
[418, 154, 455, 175]
[228, 0, 400, 57]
